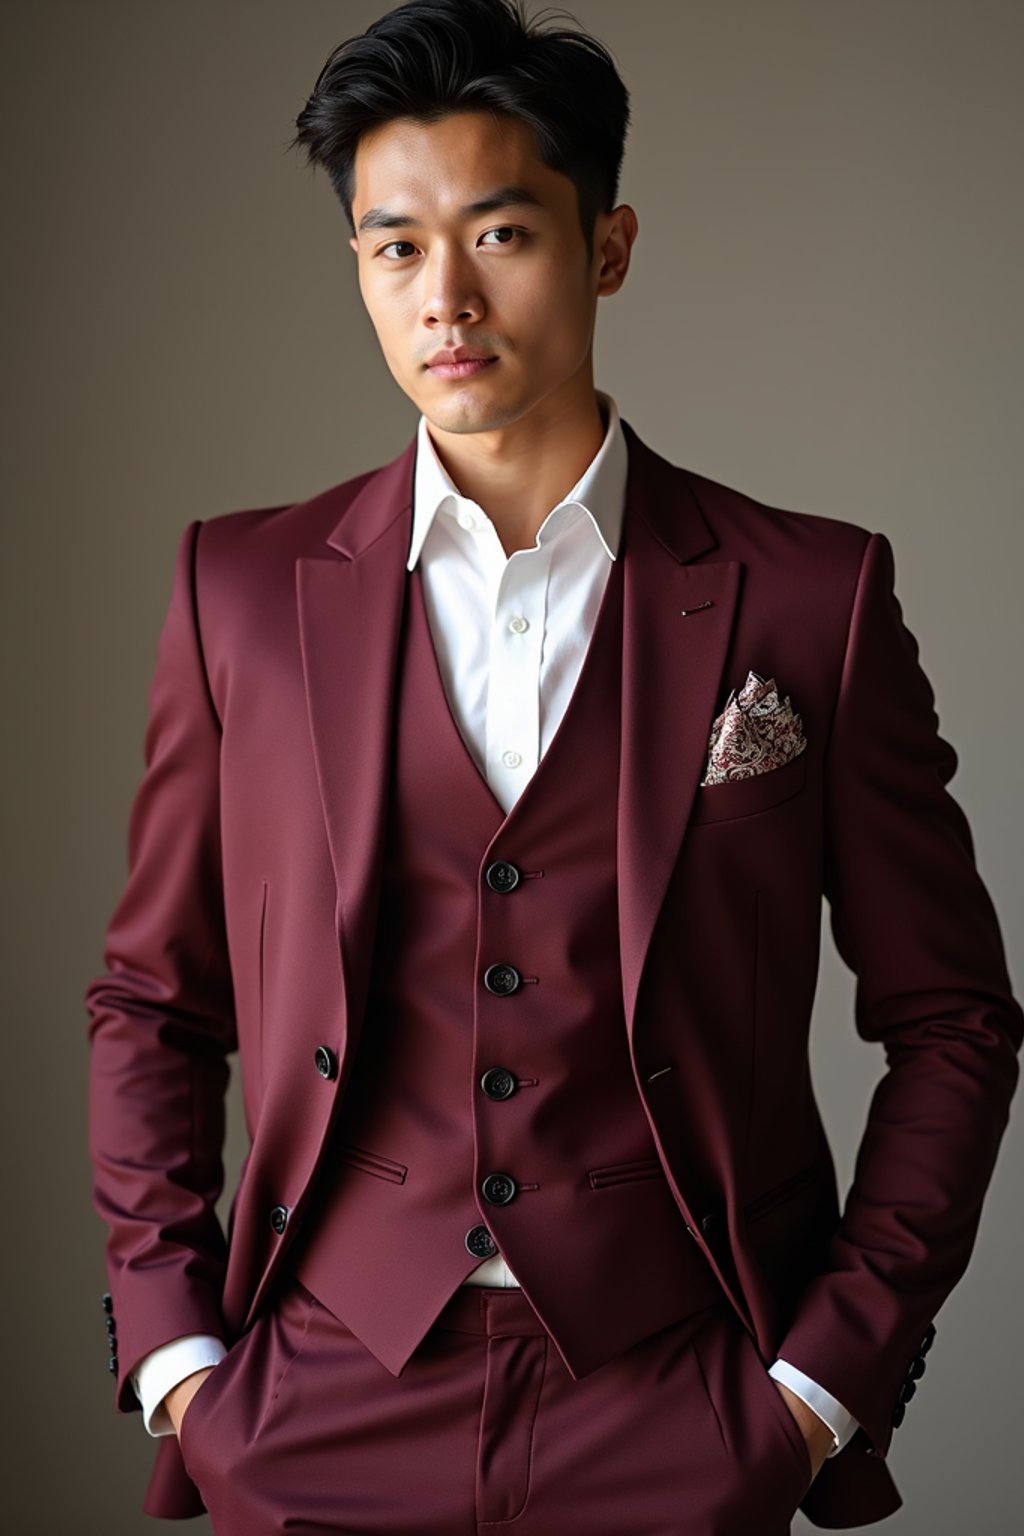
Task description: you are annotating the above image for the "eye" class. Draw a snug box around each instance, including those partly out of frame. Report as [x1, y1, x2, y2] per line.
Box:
[379, 240, 418, 260]
[479, 226, 523, 247]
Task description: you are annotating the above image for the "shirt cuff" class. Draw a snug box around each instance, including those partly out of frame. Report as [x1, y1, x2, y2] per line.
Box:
[131, 1334, 227, 1437]
[768, 1358, 861, 1457]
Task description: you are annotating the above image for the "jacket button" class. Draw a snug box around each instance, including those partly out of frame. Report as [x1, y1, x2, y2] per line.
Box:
[269, 1204, 290, 1235]
[483, 963, 522, 996]
[919, 1323, 936, 1355]
[108, 1355, 118, 1374]
[480, 1066, 517, 1100]
[314, 1045, 338, 1080]
[465, 1224, 498, 1258]
[908, 1355, 927, 1381]
[105, 1316, 117, 1337]
[485, 861, 521, 893]
[898, 1378, 917, 1404]
[481, 1172, 517, 1205]
[700, 1211, 721, 1237]
[101, 1293, 113, 1314]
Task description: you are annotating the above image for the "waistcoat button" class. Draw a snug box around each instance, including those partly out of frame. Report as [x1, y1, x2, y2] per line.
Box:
[269, 1204, 290, 1235]
[483, 963, 522, 995]
[485, 860, 521, 893]
[465, 1224, 498, 1258]
[481, 1172, 517, 1205]
[313, 1044, 338, 1080]
[480, 1066, 517, 1100]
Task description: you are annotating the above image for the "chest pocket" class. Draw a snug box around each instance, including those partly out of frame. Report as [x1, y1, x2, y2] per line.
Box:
[689, 748, 808, 826]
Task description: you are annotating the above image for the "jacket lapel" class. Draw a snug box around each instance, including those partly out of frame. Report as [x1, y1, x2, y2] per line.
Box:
[617, 426, 741, 1040]
[295, 438, 415, 1060]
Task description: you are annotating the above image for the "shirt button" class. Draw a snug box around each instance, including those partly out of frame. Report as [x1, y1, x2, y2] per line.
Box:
[508, 615, 529, 634]
[457, 510, 476, 529]
[501, 750, 522, 769]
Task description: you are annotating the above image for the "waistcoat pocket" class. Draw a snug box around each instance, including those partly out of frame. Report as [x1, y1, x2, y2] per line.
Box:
[337, 1143, 408, 1185]
[588, 1156, 664, 1190]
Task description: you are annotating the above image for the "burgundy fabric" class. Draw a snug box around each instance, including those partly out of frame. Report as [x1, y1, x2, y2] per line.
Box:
[291, 551, 721, 1380]
[85, 423, 1023, 1527]
[176, 1274, 812, 1535]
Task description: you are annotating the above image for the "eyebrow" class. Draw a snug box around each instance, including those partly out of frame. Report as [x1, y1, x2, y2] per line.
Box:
[357, 186, 546, 233]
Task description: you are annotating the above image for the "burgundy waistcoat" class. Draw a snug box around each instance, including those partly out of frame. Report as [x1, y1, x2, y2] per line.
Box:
[291, 540, 720, 1379]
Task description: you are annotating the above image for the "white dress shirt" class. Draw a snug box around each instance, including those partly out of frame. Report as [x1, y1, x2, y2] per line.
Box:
[133, 393, 859, 1458]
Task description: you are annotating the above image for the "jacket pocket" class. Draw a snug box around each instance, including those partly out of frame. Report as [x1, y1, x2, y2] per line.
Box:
[337, 1142, 408, 1185]
[588, 1155, 664, 1190]
[689, 748, 808, 826]
[743, 1162, 819, 1224]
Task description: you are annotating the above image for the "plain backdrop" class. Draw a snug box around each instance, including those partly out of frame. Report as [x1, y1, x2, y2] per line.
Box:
[2, 3, 1021, 1532]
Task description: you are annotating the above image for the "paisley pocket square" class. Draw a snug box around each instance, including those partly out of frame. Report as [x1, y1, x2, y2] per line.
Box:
[701, 670, 807, 786]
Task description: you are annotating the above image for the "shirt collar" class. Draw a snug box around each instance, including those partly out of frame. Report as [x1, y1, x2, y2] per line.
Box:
[406, 390, 628, 571]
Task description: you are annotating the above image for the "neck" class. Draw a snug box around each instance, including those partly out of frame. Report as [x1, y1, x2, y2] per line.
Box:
[425, 378, 608, 558]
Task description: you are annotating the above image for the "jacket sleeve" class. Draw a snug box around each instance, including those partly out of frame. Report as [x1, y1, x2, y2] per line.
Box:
[85, 519, 236, 1412]
[775, 529, 1023, 1458]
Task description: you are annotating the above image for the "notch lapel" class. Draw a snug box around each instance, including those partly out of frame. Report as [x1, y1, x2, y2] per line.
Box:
[617, 427, 742, 1040]
[295, 439, 416, 1059]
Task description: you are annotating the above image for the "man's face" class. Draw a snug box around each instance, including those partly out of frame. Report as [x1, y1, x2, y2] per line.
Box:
[348, 111, 614, 435]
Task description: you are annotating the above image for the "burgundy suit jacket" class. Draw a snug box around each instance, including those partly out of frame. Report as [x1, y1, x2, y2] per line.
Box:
[86, 422, 1022, 1525]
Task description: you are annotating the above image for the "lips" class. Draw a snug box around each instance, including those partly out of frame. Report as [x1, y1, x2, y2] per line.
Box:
[426, 356, 498, 379]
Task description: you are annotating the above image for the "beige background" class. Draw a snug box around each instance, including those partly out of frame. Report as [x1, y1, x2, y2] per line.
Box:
[3, 2, 1021, 1531]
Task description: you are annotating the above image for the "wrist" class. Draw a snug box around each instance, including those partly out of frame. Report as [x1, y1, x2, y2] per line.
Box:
[163, 1365, 216, 1437]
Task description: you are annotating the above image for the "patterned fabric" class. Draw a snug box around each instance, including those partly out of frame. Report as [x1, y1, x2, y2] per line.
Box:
[702, 671, 807, 785]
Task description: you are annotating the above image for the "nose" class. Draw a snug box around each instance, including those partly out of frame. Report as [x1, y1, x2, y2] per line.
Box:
[420, 244, 484, 328]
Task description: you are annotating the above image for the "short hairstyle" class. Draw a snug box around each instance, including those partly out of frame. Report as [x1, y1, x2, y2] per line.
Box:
[289, 0, 630, 254]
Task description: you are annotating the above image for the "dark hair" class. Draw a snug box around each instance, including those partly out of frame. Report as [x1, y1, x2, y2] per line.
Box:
[288, 0, 630, 254]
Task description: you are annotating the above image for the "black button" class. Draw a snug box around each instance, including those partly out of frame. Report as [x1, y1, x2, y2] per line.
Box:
[269, 1204, 290, 1235]
[101, 1293, 113, 1314]
[919, 1323, 936, 1355]
[898, 1378, 916, 1404]
[908, 1355, 926, 1381]
[314, 1045, 338, 1081]
[700, 1211, 720, 1237]
[483, 963, 522, 996]
[108, 1355, 118, 1375]
[480, 1066, 517, 1100]
[481, 1172, 517, 1205]
[105, 1316, 117, 1336]
[465, 1224, 498, 1258]
[485, 861, 521, 893]
[891, 1401, 906, 1428]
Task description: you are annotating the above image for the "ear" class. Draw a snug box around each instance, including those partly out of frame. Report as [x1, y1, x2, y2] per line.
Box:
[595, 205, 638, 298]
[349, 237, 359, 254]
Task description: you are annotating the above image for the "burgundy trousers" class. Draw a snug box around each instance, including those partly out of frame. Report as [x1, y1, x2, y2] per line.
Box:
[177, 1276, 813, 1535]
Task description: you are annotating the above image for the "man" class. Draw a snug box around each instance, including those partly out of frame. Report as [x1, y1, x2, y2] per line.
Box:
[85, 1, 1022, 1531]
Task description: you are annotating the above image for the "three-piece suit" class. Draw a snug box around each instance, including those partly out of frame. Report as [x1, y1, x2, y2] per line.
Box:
[86, 409, 1022, 1532]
